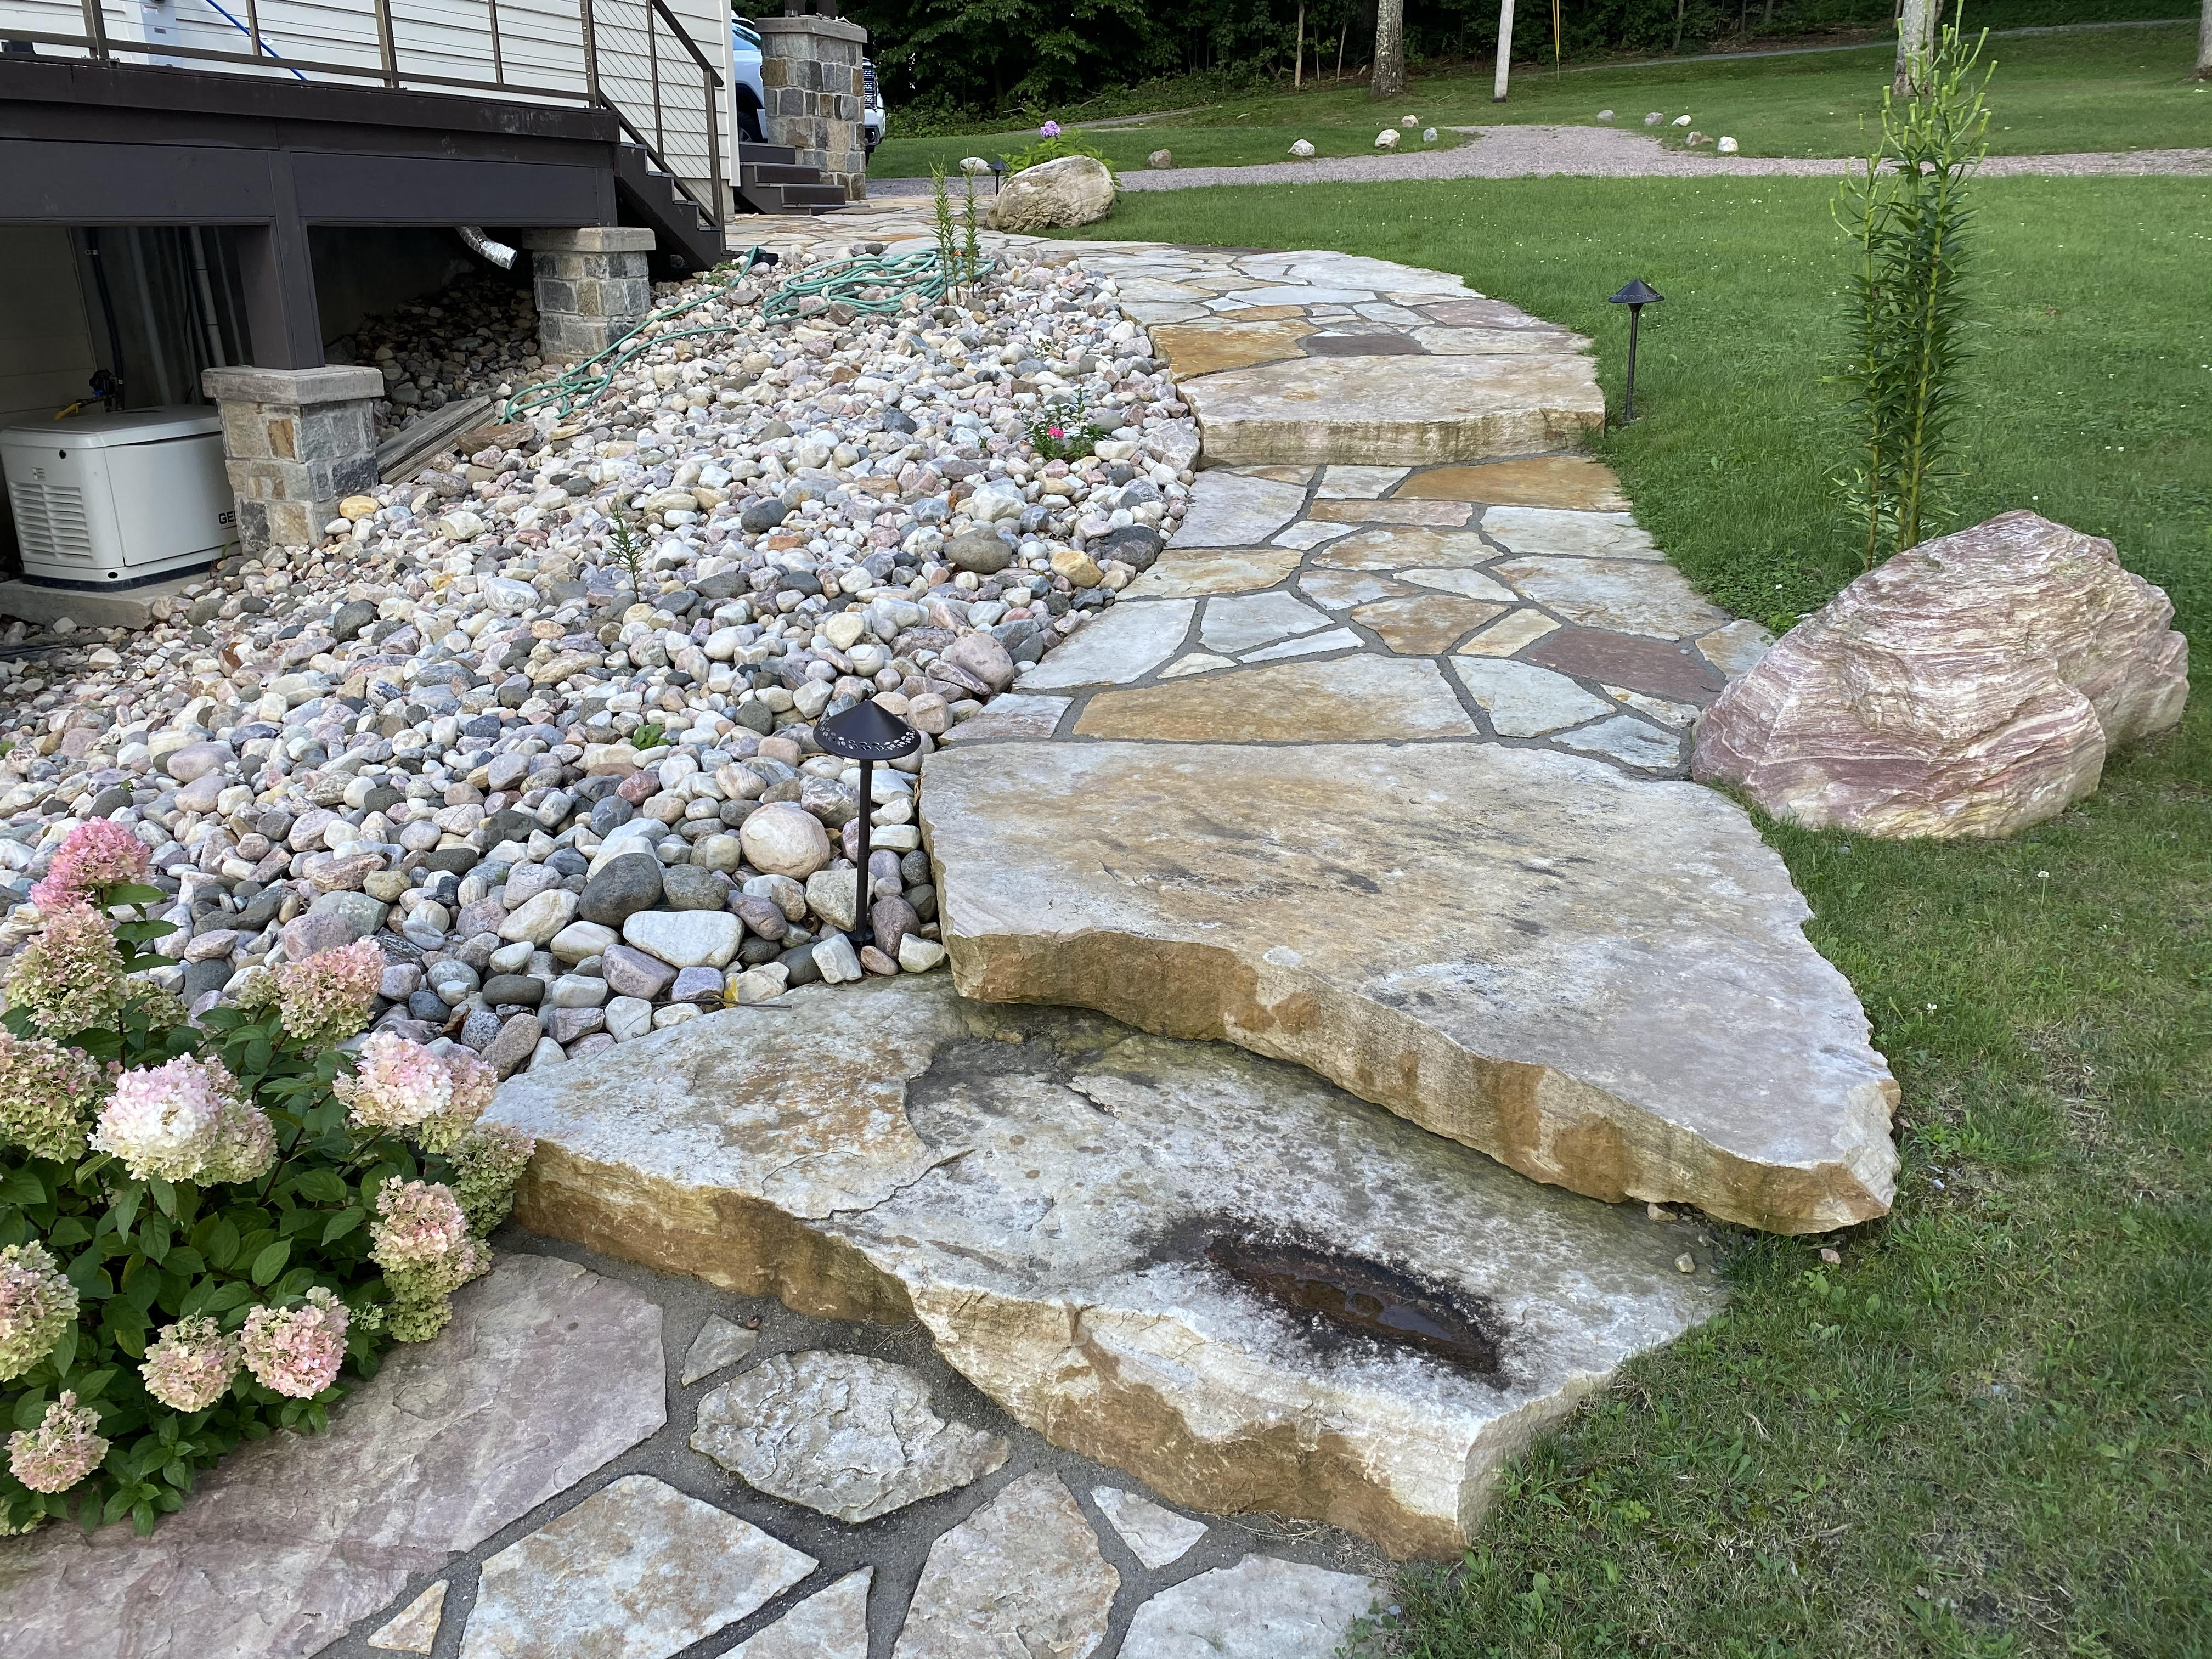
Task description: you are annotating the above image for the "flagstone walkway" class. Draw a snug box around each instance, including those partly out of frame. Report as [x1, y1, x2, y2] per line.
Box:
[1, 208, 1901, 1659]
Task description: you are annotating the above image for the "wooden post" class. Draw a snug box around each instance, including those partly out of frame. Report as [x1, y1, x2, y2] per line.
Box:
[1494, 0, 1514, 100]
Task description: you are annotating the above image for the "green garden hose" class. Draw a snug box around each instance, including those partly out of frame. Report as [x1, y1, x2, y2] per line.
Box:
[502, 245, 958, 425]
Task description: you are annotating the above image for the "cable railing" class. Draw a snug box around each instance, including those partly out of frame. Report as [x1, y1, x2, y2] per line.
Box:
[0, 0, 724, 216]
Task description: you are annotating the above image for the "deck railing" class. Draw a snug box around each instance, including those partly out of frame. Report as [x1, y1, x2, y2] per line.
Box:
[0, 0, 724, 220]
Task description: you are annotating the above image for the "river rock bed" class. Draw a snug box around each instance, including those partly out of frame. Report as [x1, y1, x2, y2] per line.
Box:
[329, 267, 546, 442]
[0, 247, 1195, 1074]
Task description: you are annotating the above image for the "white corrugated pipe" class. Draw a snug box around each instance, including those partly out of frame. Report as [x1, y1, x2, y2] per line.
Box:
[458, 226, 518, 271]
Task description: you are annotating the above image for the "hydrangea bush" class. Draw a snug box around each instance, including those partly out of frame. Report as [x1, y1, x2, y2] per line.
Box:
[0, 823, 534, 1535]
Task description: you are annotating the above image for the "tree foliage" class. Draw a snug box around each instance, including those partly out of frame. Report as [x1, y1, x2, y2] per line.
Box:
[843, 0, 2157, 122]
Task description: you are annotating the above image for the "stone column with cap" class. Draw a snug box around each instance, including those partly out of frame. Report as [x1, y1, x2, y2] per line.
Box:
[757, 9, 867, 200]
[521, 228, 658, 364]
[201, 364, 383, 555]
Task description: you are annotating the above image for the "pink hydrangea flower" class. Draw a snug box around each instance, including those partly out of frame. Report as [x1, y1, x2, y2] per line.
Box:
[7, 1391, 108, 1494]
[240, 1288, 348, 1399]
[444, 1048, 498, 1119]
[200, 1097, 278, 1186]
[30, 819, 149, 911]
[0, 1034, 110, 1163]
[1040, 120, 1062, 138]
[139, 1314, 241, 1412]
[0, 1240, 80, 1383]
[89, 1055, 238, 1183]
[370, 1180, 471, 1272]
[275, 939, 384, 1046]
[335, 1033, 451, 1131]
[416, 1047, 499, 1153]
[4, 904, 126, 1036]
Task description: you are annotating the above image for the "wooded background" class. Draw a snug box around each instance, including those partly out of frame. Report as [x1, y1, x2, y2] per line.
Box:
[840, 0, 2181, 122]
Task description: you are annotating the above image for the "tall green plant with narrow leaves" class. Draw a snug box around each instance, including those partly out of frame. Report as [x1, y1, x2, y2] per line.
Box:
[1832, 18, 1990, 569]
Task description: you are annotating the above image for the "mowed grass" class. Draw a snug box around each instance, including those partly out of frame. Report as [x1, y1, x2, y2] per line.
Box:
[1059, 178, 2212, 1656]
[875, 23, 2212, 167]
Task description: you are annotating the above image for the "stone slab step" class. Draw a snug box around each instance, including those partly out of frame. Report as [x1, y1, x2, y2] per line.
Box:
[489, 979, 1722, 1559]
[918, 740, 1900, 1235]
[1181, 353, 1605, 467]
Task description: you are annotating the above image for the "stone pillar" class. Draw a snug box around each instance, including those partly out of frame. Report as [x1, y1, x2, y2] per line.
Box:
[757, 12, 867, 200]
[201, 365, 383, 554]
[520, 228, 657, 364]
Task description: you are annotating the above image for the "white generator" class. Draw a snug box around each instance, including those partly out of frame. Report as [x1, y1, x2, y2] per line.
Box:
[1, 408, 236, 589]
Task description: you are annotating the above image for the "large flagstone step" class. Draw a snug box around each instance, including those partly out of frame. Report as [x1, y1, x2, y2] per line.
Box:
[1101, 248, 1605, 465]
[488, 978, 1722, 1559]
[919, 740, 1900, 1236]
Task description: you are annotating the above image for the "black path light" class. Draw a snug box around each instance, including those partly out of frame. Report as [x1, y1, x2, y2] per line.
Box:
[813, 699, 922, 947]
[1607, 278, 1664, 425]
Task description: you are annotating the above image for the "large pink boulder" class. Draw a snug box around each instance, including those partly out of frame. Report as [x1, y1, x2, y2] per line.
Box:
[1692, 511, 2187, 839]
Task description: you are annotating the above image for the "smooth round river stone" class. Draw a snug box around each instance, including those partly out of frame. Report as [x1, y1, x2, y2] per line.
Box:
[739, 803, 832, 878]
[579, 851, 665, 928]
[659, 863, 727, 912]
[623, 908, 745, 969]
[944, 529, 1014, 575]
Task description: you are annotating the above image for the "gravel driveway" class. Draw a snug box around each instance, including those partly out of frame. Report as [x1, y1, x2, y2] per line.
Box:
[867, 124, 2212, 200]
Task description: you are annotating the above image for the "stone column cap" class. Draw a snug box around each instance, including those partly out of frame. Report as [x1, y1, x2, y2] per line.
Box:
[755, 13, 866, 42]
[203, 364, 385, 405]
[518, 227, 660, 253]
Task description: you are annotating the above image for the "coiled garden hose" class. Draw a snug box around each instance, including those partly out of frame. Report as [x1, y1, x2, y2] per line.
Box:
[501, 245, 962, 425]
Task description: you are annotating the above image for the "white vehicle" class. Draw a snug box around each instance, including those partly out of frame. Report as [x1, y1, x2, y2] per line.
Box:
[731, 12, 766, 144]
[862, 57, 884, 154]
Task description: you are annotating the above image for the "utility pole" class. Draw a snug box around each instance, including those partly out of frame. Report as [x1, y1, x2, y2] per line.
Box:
[1494, 0, 1515, 100]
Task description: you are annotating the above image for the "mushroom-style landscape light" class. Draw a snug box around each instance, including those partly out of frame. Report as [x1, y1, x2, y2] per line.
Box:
[813, 699, 922, 946]
[1606, 278, 1664, 425]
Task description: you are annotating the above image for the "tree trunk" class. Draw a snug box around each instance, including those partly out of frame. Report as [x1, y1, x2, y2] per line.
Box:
[1337, 19, 1348, 81]
[1672, 0, 1686, 54]
[1894, 0, 1936, 94]
[1295, 0, 1305, 87]
[2198, 0, 2212, 78]
[1494, 0, 1515, 100]
[1373, 0, 1406, 98]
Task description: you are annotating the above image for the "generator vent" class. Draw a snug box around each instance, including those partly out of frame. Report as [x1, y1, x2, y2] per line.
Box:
[8, 479, 92, 565]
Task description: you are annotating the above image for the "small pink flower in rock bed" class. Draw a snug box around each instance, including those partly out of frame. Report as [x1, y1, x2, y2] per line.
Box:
[8, 1392, 108, 1494]
[29, 818, 148, 911]
[4, 904, 126, 1037]
[240, 1287, 348, 1400]
[275, 938, 383, 1046]
[0, 1240, 80, 1383]
[336, 1031, 452, 1131]
[139, 1314, 241, 1413]
[90, 1054, 240, 1183]
[0, 1033, 110, 1163]
[370, 1180, 471, 1272]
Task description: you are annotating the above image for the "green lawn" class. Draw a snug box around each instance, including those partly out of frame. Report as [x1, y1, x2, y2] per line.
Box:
[1058, 177, 2212, 1656]
[876, 23, 2212, 168]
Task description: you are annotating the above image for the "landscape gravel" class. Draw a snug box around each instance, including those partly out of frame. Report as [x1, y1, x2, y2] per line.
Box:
[0, 244, 1197, 1074]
